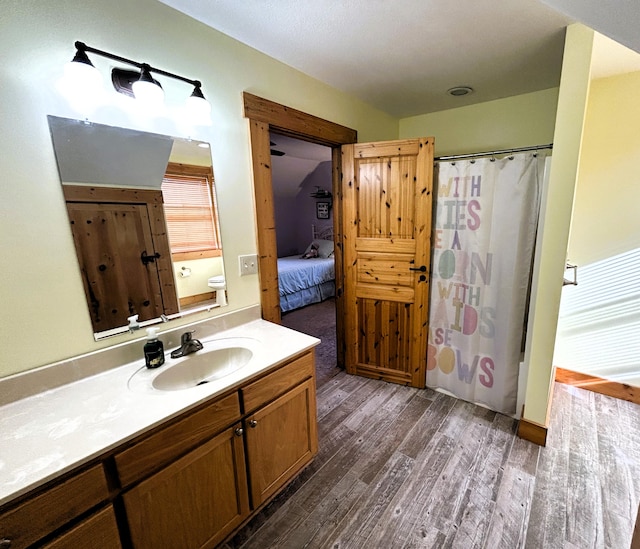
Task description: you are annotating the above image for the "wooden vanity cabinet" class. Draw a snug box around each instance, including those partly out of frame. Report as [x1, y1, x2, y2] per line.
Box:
[122, 424, 250, 549]
[0, 350, 318, 549]
[244, 377, 318, 506]
[0, 464, 117, 549]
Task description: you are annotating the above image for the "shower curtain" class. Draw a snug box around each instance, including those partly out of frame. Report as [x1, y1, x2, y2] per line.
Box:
[427, 152, 545, 415]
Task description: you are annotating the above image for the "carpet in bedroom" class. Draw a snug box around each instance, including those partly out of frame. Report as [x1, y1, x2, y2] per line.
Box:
[281, 298, 341, 387]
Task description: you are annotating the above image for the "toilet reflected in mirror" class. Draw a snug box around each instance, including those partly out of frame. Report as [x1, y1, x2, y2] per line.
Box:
[207, 275, 227, 306]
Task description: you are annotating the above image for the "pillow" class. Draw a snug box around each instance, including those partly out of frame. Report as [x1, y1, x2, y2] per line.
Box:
[304, 239, 334, 258]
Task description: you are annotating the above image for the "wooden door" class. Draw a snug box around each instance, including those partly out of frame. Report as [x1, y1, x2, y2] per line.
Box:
[64, 186, 178, 333]
[122, 424, 250, 549]
[341, 138, 434, 388]
[244, 379, 318, 507]
[66, 202, 164, 332]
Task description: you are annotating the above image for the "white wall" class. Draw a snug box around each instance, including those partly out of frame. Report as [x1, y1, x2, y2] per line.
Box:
[0, 0, 397, 378]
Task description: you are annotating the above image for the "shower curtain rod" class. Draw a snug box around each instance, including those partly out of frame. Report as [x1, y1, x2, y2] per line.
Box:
[435, 143, 553, 162]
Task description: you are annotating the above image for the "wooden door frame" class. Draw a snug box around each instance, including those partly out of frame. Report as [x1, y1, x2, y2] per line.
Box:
[243, 92, 357, 368]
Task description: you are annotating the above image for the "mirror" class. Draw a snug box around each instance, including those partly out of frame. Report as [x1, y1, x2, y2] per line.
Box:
[47, 116, 226, 340]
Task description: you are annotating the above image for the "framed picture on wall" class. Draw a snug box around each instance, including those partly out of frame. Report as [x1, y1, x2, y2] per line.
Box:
[316, 201, 330, 219]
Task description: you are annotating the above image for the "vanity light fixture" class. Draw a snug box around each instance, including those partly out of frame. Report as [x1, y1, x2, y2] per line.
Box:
[67, 41, 211, 118]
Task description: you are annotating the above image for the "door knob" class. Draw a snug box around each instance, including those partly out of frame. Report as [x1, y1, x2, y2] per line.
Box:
[249, 420, 258, 428]
[409, 265, 427, 272]
[234, 427, 244, 437]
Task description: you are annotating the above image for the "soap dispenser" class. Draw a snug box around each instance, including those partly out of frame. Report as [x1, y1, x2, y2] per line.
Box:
[144, 327, 165, 369]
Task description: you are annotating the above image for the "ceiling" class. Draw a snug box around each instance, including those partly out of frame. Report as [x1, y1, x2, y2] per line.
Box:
[156, 0, 640, 192]
[538, 0, 640, 57]
[160, 0, 574, 117]
[158, 1, 640, 118]
[269, 134, 331, 197]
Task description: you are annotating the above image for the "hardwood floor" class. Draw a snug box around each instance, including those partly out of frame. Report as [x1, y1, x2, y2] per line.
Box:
[222, 304, 640, 548]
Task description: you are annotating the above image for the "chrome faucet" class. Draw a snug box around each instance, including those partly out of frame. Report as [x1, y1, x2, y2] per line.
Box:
[170, 331, 203, 358]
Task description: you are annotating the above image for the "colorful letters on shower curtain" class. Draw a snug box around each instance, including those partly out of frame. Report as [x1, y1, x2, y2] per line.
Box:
[427, 153, 544, 414]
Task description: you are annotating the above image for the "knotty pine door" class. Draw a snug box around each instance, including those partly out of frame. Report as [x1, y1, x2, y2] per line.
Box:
[341, 138, 434, 388]
[66, 202, 165, 333]
[64, 184, 178, 333]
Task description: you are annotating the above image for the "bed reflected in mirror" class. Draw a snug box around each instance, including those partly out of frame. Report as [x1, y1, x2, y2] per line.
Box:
[47, 116, 226, 340]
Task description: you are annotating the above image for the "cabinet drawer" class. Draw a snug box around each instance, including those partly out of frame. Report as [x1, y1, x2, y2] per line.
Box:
[241, 352, 314, 413]
[42, 506, 121, 549]
[0, 464, 109, 549]
[114, 392, 241, 487]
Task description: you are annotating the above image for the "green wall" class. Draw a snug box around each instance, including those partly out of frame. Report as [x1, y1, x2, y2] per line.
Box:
[400, 88, 559, 156]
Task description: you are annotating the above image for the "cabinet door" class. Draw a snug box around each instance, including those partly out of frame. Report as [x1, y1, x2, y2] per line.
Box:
[245, 379, 318, 507]
[122, 424, 249, 549]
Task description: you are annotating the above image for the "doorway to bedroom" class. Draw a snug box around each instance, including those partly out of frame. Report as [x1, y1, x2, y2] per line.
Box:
[270, 132, 340, 383]
[243, 92, 358, 371]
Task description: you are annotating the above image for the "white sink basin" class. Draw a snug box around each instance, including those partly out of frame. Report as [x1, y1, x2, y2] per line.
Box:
[128, 337, 257, 393]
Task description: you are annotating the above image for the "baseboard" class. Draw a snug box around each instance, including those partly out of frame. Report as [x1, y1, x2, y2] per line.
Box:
[555, 367, 640, 405]
[517, 417, 548, 446]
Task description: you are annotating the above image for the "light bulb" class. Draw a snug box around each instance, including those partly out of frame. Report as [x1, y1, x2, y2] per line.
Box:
[132, 66, 164, 108]
[185, 85, 212, 125]
[63, 58, 102, 93]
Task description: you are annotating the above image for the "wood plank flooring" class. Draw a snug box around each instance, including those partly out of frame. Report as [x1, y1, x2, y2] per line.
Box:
[222, 303, 640, 548]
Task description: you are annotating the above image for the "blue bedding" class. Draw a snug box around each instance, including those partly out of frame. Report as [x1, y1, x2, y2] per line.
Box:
[277, 256, 335, 312]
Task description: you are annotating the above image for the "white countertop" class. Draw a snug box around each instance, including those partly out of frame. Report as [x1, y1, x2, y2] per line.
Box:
[0, 319, 319, 507]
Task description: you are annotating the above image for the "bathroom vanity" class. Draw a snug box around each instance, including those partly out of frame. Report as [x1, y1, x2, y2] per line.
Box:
[0, 310, 319, 548]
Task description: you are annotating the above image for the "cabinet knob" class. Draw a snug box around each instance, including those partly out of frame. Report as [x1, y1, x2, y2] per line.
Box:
[0, 539, 11, 548]
[234, 427, 243, 436]
[249, 420, 258, 428]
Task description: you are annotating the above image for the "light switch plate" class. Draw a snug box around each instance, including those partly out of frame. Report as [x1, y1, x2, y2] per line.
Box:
[239, 254, 258, 276]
